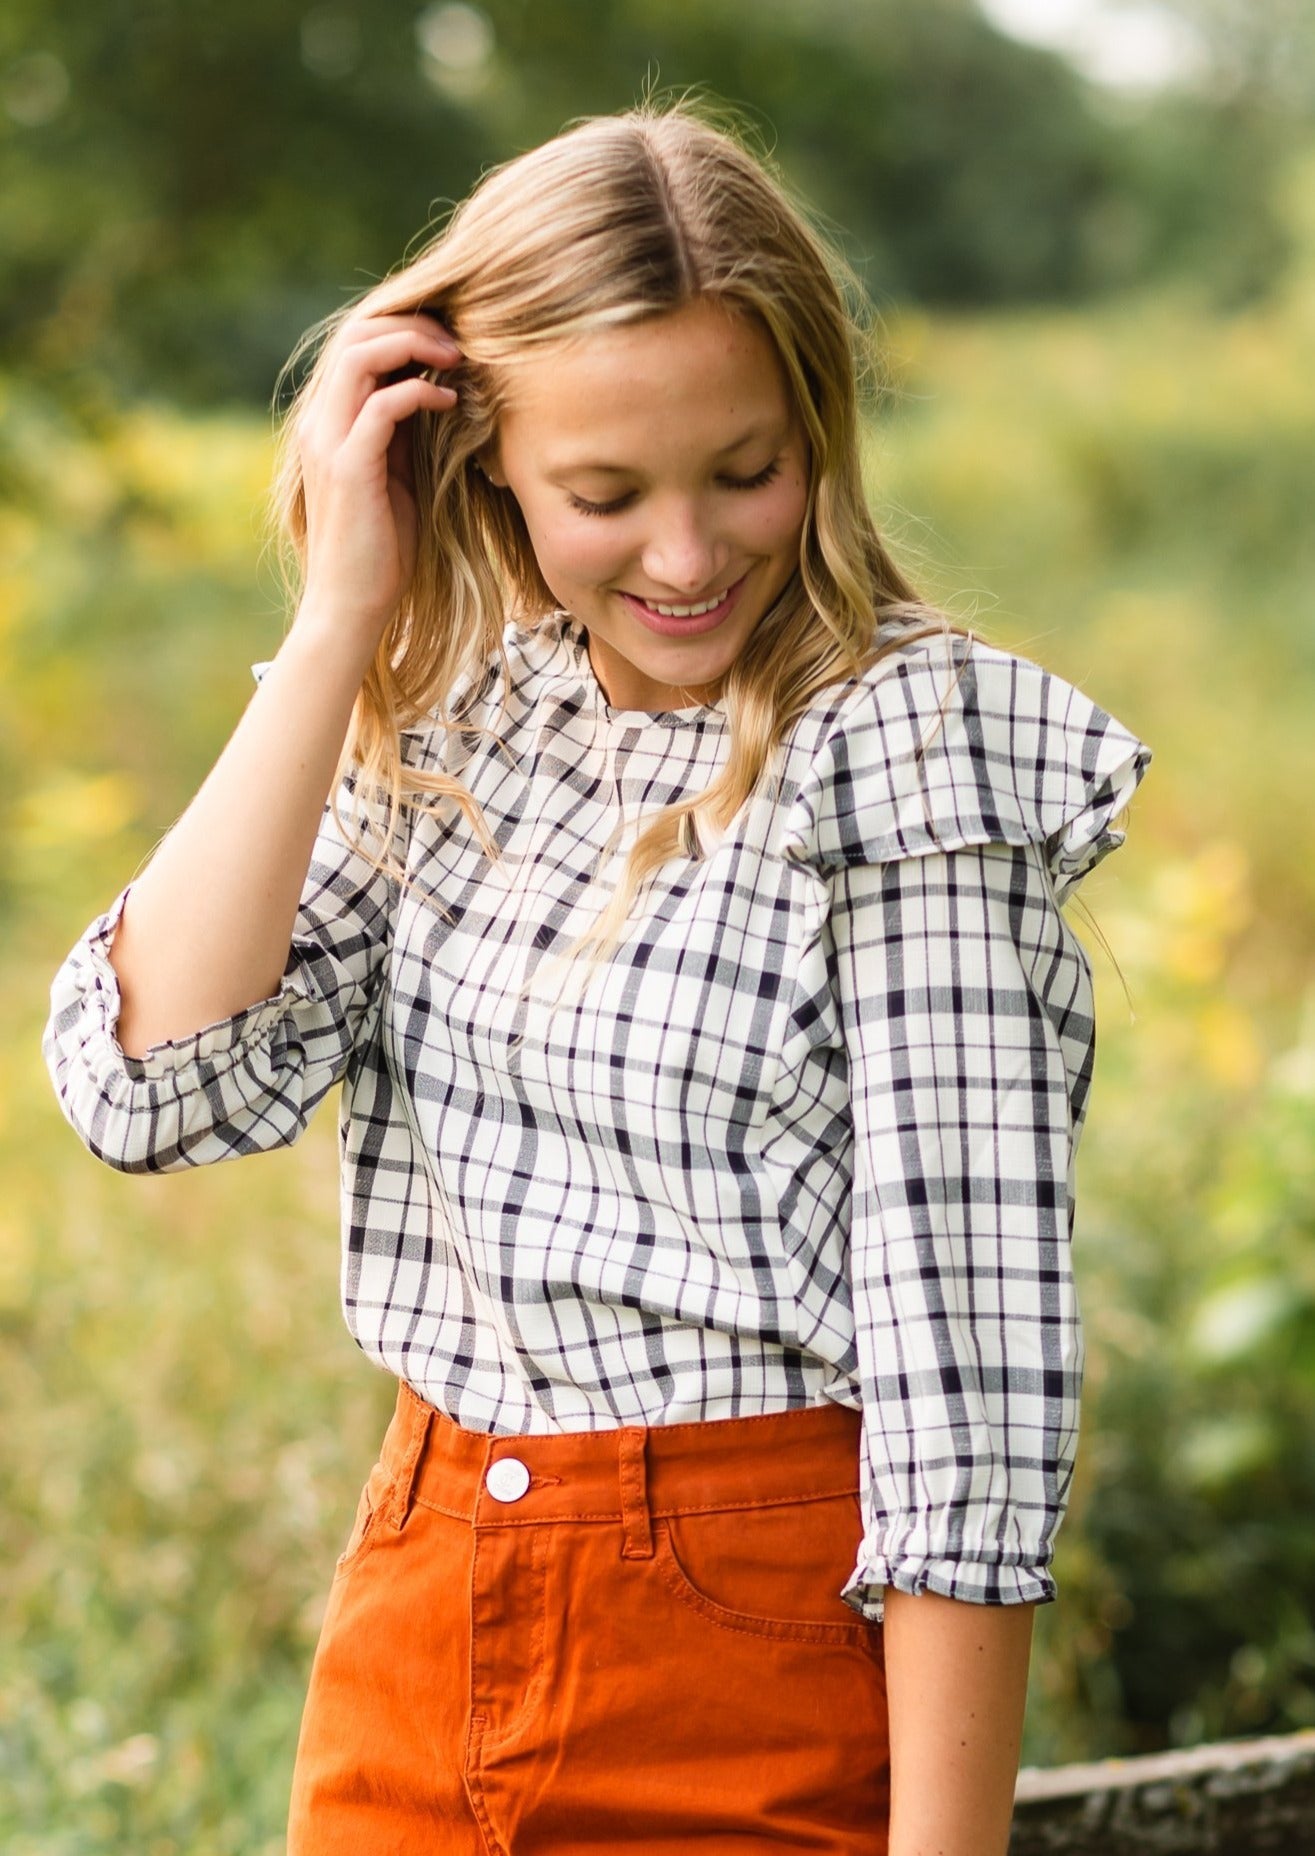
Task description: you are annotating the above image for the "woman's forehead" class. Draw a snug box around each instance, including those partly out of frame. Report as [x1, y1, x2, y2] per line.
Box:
[495, 300, 795, 463]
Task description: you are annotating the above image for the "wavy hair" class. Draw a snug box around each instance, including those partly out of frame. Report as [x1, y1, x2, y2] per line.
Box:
[265, 95, 979, 1008]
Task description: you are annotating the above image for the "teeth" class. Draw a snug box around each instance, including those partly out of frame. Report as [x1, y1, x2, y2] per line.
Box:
[641, 591, 728, 618]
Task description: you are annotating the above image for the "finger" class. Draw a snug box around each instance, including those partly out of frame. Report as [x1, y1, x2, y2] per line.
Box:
[310, 331, 460, 455]
[342, 376, 458, 464]
[340, 329, 460, 387]
[340, 310, 461, 359]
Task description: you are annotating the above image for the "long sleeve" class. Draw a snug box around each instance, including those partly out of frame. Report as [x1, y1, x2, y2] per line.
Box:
[777, 623, 1152, 1621]
[830, 839, 1094, 1618]
[41, 677, 402, 1173]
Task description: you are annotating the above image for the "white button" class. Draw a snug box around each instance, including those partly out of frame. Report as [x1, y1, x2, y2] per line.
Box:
[485, 1457, 531, 1503]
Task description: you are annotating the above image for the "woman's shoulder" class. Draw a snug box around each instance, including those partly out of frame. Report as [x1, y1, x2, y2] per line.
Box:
[779, 620, 1154, 905]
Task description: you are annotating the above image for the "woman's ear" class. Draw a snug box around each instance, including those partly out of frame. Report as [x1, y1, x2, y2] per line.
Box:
[476, 447, 509, 489]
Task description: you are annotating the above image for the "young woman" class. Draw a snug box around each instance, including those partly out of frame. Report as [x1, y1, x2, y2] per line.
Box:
[43, 100, 1152, 1856]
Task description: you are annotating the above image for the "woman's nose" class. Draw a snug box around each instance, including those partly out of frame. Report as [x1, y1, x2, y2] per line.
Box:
[640, 502, 730, 596]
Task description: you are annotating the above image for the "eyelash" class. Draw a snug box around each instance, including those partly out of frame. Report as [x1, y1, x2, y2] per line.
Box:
[566, 458, 783, 518]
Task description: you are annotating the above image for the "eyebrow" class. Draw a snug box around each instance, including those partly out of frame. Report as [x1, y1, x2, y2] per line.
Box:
[543, 420, 785, 482]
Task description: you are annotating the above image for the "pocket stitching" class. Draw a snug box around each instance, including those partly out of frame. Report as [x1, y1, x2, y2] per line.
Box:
[654, 1517, 876, 1647]
[333, 1463, 393, 1580]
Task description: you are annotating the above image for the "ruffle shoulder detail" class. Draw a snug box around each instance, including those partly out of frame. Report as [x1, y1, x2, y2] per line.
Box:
[778, 628, 1152, 905]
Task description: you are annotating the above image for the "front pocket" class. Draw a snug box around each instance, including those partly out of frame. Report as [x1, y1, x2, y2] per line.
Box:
[654, 1493, 880, 1647]
[333, 1457, 396, 1578]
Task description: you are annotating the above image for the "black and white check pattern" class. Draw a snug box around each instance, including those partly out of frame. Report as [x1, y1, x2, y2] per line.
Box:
[43, 611, 1151, 1622]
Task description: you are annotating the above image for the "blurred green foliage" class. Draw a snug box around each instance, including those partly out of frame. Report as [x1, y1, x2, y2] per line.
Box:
[3, 0, 1308, 408]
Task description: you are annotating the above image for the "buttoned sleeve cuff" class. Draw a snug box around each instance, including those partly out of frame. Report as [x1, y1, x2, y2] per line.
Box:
[839, 1545, 1058, 1624]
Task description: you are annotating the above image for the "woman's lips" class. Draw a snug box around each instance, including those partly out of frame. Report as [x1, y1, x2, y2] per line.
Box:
[617, 573, 748, 638]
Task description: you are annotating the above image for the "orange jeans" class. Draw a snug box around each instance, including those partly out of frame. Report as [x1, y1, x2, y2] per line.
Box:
[286, 1379, 890, 1854]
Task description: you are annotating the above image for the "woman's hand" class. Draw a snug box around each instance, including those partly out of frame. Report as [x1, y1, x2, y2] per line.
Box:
[295, 309, 461, 642]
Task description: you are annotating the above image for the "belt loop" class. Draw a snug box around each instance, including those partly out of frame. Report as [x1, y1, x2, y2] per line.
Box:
[618, 1428, 654, 1560]
[384, 1385, 433, 1532]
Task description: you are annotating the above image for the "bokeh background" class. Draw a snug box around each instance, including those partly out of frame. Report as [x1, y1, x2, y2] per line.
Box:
[4, 1, 1315, 1849]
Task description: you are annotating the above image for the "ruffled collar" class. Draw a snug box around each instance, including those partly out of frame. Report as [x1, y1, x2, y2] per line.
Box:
[553, 611, 728, 729]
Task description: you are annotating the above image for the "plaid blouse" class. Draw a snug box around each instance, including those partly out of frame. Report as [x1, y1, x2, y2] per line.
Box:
[42, 611, 1152, 1623]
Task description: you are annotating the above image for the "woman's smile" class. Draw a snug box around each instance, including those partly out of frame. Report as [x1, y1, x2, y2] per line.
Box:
[618, 572, 751, 638]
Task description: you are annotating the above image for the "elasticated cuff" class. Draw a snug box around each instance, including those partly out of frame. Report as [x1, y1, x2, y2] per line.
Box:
[73, 881, 324, 1092]
[839, 1547, 1058, 1624]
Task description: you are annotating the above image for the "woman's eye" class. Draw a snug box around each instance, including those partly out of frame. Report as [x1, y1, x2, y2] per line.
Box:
[725, 459, 782, 492]
[567, 491, 633, 518]
[565, 458, 782, 519]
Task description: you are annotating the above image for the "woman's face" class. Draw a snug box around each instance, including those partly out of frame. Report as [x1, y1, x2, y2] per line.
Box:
[485, 298, 810, 713]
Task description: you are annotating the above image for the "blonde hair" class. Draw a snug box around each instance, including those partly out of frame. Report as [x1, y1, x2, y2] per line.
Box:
[266, 95, 974, 1005]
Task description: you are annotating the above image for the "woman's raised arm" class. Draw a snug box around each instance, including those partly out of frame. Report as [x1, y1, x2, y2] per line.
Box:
[42, 313, 462, 1170]
[108, 608, 379, 1058]
[108, 311, 461, 1056]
